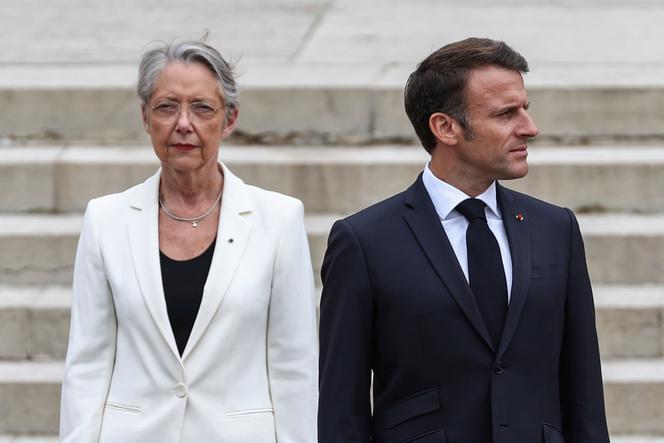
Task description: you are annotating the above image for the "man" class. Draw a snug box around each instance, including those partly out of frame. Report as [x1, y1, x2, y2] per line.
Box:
[318, 38, 610, 443]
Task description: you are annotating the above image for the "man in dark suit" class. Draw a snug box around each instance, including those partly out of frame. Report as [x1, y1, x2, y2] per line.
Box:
[318, 38, 610, 443]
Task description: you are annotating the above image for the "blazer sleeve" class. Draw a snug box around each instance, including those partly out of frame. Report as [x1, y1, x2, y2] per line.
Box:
[559, 208, 610, 442]
[267, 200, 319, 443]
[60, 200, 117, 442]
[318, 219, 373, 443]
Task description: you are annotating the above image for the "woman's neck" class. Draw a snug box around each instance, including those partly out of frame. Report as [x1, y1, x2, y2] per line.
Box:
[159, 164, 224, 210]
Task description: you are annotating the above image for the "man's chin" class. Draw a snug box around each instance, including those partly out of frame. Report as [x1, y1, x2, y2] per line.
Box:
[499, 165, 529, 181]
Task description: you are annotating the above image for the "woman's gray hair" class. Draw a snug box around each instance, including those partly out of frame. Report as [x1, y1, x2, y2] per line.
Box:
[137, 40, 239, 120]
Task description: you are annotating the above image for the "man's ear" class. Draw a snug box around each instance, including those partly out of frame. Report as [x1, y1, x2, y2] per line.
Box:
[429, 112, 460, 146]
[141, 104, 150, 132]
[221, 107, 239, 139]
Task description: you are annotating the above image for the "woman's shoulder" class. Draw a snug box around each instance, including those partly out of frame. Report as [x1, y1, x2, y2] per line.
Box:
[244, 184, 304, 219]
[84, 173, 158, 220]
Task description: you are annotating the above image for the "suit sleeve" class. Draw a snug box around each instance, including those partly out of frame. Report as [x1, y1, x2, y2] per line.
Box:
[60, 200, 117, 442]
[268, 200, 318, 443]
[319, 219, 374, 443]
[560, 209, 610, 442]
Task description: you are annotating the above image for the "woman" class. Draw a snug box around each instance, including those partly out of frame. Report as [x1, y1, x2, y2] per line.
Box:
[59, 40, 318, 442]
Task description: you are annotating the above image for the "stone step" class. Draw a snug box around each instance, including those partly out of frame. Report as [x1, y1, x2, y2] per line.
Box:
[0, 359, 662, 435]
[604, 359, 664, 436]
[1, 212, 664, 285]
[3, 63, 664, 144]
[1, 437, 660, 443]
[0, 437, 59, 443]
[613, 438, 664, 443]
[0, 362, 62, 435]
[0, 210, 659, 285]
[1, 284, 662, 361]
[4, 145, 664, 214]
[0, 286, 69, 361]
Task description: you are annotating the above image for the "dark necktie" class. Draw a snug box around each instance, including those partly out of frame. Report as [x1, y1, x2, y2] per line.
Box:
[456, 198, 508, 349]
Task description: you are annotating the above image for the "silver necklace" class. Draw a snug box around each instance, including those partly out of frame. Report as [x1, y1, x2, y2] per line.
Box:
[159, 188, 222, 228]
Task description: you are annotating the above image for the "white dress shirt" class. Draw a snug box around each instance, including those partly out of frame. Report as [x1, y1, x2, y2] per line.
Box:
[422, 163, 513, 302]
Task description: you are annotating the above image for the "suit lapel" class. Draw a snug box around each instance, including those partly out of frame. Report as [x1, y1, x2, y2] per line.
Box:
[496, 183, 532, 358]
[181, 163, 252, 360]
[127, 170, 182, 360]
[402, 175, 495, 352]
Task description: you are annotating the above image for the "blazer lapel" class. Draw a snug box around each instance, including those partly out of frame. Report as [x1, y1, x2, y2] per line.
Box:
[496, 183, 532, 358]
[402, 175, 495, 352]
[127, 170, 182, 360]
[181, 163, 252, 360]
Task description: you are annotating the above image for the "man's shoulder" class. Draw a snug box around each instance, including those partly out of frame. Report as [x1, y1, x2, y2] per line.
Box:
[500, 185, 574, 225]
[342, 189, 409, 230]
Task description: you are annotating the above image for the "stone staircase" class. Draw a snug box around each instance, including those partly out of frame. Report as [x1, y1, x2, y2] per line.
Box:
[3, 0, 664, 441]
[1, 142, 664, 440]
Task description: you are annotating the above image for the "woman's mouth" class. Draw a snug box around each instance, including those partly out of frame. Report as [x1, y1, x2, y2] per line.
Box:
[171, 143, 198, 152]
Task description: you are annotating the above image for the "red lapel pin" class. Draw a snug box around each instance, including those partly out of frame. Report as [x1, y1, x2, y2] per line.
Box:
[515, 213, 524, 221]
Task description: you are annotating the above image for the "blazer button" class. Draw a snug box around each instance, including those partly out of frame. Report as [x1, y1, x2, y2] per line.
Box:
[175, 383, 187, 398]
[494, 362, 504, 375]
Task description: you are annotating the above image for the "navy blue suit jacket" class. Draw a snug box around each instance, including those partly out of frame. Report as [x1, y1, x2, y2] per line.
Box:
[318, 175, 610, 443]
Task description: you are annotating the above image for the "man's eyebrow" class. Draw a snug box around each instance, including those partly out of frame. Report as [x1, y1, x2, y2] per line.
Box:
[490, 100, 530, 115]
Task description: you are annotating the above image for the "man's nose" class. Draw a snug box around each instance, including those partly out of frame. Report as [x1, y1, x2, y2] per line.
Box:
[518, 110, 539, 138]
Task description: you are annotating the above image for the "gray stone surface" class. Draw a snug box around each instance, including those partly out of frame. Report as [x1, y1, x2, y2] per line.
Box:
[0, 0, 326, 64]
[0, 438, 59, 443]
[3, 0, 664, 439]
[0, 359, 662, 435]
[596, 308, 662, 359]
[5, 145, 664, 214]
[604, 360, 664, 435]
[0, 308, 28, 360]
[3, 0, 664, 66]
[582, 216, 664, 284]
[2, 284, 662, 361]
[0, 362, 62, 434]
[594, 286, 664, 360]
[4, 1, 664, 143]
[7, 81, 664, 143]
[0, 287, 70, 361]
[2, 212, 664, 285]
[0, 149, 58, 212]
[0, 215, 81, 285]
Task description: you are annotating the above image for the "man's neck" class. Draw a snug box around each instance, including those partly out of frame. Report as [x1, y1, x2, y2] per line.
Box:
[428, 160, 493, 197]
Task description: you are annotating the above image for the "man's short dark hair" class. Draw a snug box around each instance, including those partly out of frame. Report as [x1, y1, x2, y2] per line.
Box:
[404, 38, 529, 153]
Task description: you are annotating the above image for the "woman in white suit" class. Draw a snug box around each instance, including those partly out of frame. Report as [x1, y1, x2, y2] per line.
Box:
[59, 39, 318, 442]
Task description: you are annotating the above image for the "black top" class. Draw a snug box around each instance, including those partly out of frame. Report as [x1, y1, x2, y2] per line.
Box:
[160, 238, 216, 356]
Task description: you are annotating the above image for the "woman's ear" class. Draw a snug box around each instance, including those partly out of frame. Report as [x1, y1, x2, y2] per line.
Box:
[221, 107, 239, 139]
[141, 104, 150, 132]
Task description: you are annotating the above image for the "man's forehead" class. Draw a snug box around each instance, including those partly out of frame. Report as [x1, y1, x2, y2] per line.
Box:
[465, 65, 527, 107]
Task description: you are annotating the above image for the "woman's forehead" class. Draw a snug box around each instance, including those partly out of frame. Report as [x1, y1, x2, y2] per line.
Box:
[152, 61, 222, 101]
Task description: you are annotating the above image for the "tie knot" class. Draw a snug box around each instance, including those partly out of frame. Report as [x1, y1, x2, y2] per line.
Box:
[456, 198, 487, 221]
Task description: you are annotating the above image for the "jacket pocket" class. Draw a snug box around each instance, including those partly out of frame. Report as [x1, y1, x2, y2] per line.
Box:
[542, 423, 565, 443]
[104, 401, 143, 414]
[225, 408, 274, 418]
[405, 428, 447, 442]
[531, 262, 564, 279]
[385, 388, 440, 429]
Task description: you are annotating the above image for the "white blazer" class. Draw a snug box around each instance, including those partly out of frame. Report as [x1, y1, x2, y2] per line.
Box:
[60, 163, 318, 443]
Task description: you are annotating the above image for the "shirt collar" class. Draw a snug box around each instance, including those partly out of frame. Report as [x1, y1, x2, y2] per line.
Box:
[422, 162, 501, 221]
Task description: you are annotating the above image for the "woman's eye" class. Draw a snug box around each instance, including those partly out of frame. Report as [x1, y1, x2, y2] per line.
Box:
[193, 103, 216, 115]
[155, 103, 178, 113]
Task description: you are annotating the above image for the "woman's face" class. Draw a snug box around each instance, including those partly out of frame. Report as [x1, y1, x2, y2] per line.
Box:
[142, 61, 237, 175]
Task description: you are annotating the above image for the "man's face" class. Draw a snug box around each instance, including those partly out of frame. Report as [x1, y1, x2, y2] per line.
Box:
[454, 65, 539, 183]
